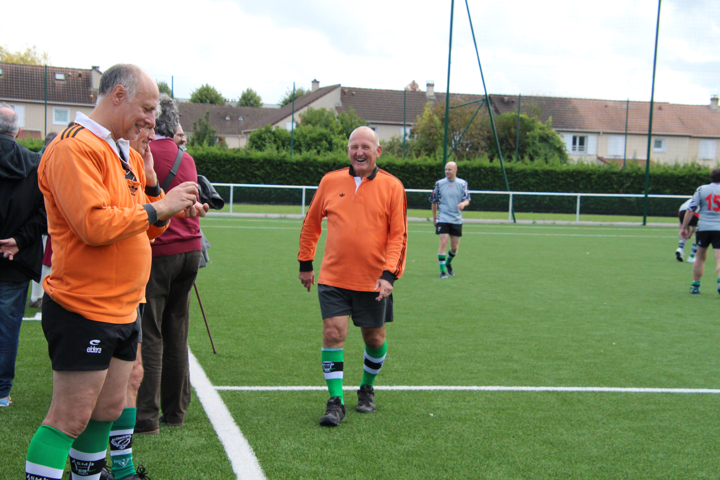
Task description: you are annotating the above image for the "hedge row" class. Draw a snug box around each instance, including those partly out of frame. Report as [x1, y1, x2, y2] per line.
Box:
[189, 147, 716, 216]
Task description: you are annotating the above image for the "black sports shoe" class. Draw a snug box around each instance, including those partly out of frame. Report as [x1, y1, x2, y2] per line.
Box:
[100, 466, 115, 480]
[319, 397, 346, 427]
[439, 272, 449, 279]
[446, 264, 454, 276]
[356, 384, 376, 413]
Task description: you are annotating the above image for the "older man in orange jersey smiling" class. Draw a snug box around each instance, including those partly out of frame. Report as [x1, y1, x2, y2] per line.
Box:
[298, 126, 408, 427]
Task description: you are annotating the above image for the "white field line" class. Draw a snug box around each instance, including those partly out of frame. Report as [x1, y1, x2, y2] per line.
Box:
[188, 349, 266, 480]
[215, 385, 720, 394]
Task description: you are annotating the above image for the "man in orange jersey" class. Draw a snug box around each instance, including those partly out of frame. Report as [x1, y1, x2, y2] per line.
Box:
[25, 64, 208, 480]
[298, 126, 407, 427]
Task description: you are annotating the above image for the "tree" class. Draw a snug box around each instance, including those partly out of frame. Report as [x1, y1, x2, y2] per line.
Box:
[279, 87, 309, 107]
[490, 113, 568, 163]
[247, 124, 290, 151]
[189, 84, 225, 105]
[411, 99, 568, 162]
[157, 81, 173, 98]
[337, 108, 368, 139]
[189, 111, 217, 147]
[238, 88, 262, 107]
[0, 45, 49, 65]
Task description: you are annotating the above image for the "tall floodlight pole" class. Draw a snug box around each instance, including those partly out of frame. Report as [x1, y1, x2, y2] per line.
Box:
[465, 0, 515, 222]
[44, 65, 48, 137]
[403, 88, 407, 159]
[642, 0, 662, 226]
[515, 94, 522, 163]
[290, 82, 296, 157]
[441, 0, 455, 169]
[623, 98, 629, 169]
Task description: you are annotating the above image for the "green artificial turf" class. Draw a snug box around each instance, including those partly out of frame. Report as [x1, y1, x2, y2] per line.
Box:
[5, 218, 717, 479]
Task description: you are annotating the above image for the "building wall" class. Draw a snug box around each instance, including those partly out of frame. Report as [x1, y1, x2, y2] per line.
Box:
[4, 100, 94, 137]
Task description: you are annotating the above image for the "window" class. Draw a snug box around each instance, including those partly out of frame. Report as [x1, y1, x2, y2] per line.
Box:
[572, 135, 587, 152]
[9, 105, 25, 128]
[54, 72, 66, 81]
[0, 67, 3, 76]
[285, 121, 295, 131]
[699, 139, 717, 160]
[653, 138, 666, 152]
[607, 135, 626, 157]
[53, 107, 70, 125]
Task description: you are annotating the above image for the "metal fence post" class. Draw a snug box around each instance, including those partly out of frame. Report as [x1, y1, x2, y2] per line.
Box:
[576, 195, 581, 223]
[508, 193, 514, 221]
[229, 186, 234, 214]
[302, 187, 306, 215]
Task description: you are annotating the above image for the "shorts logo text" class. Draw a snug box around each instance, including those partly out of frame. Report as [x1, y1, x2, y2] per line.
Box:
[87, 339, 102, 354]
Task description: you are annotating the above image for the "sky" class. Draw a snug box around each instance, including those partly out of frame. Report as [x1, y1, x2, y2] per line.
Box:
[4, 0, 719, 107]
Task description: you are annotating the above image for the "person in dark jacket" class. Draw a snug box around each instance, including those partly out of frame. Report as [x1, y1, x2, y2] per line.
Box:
[0, 103, 47, 407]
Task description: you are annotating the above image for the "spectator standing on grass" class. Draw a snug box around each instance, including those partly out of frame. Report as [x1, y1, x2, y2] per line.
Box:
[676, 198, 698, 263]
[135, 94, 205, 436]
[25, 64, 207, 480]
[0, 104, 46, 408]
[430, 161, 470, 278]
[298, 126, 407, 427]
[681, 168, 720, 294]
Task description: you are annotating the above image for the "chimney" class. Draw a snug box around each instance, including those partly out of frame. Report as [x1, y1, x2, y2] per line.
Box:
[426, 81, 435, 99]
[311, 79, 320, 92]
[90, 66, 102, 92]
[711, 95, 719, 111]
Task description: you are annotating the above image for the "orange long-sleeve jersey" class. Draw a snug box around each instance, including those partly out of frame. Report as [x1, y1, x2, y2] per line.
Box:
[38, 124, 168, 324]
[298, 166, 407, 291]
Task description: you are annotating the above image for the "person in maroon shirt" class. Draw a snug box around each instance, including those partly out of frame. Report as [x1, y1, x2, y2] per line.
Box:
[135, 94, 204, 435]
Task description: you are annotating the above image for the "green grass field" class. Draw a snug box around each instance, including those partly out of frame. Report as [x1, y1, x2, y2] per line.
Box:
[4, 216, 719, 479]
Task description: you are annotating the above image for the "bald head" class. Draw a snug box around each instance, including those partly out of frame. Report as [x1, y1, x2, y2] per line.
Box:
[349, 126, 379, 148]
[0, 104, 19, 136]
[445, 161, 458, 181]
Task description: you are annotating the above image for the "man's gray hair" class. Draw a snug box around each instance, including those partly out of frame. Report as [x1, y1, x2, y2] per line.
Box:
[154, 94, 180, 138]
[0, 103, 19, 136]
[97, 64, 141, 101]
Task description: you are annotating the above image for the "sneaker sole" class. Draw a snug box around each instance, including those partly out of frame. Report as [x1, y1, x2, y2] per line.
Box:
[319, 416, 344, 427]
[356, 405, 376, 413]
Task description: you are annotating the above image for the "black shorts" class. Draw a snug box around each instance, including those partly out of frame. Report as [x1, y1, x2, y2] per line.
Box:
[318, 284, 393, 328]
[42, 295, 138, 371]
[678, 210, 699, 227]
[696, 230, 720, 249]
[436, 223, 463, 236]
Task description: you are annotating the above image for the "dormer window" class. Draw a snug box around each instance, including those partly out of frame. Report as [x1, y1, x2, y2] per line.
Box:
[55, 72, 66, 81]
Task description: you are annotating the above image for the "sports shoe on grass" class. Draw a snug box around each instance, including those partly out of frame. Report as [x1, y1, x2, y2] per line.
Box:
[446, 264, 454, 276]
[100, 465, 114, 480]
[690, 283, 701, 294]
[319, 397, 346, 427]
[687, 256, 696, 263]
[675, 248, 684, 262]
[439, 272, 449, 279]
[356, 384, 376, 413]
[0, 396, 11, 407]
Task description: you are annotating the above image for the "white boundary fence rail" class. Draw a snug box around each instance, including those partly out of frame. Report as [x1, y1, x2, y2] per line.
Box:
[211, 183, 689, 222]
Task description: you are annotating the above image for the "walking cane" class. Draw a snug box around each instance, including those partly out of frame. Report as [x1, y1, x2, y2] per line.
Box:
[193, 282, 217, 354]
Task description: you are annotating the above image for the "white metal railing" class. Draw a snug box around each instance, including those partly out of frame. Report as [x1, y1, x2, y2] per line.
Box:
[211, 183, 689, 222]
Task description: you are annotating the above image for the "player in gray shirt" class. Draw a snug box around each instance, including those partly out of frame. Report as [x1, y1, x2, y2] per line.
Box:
[429, 162, 470, 278]
[681, 168, 720, 294]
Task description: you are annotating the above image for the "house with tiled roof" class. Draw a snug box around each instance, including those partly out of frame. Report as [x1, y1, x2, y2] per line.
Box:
[240, 80, 719, 165]
[0, 62, 101, 139]
[177, 102, 277, 148]
[490, 94, 720, 165]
